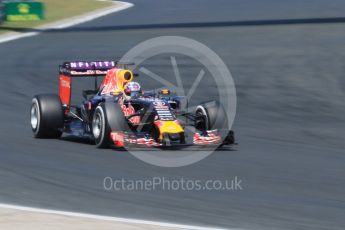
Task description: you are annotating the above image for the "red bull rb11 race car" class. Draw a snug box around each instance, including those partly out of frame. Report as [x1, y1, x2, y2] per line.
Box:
[30, 61, 234, 148]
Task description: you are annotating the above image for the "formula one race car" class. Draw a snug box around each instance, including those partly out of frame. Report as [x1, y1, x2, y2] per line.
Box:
[30, 61, 234, 148]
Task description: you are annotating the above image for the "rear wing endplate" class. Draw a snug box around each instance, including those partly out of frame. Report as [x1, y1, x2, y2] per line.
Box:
[59, 61, 116, 108]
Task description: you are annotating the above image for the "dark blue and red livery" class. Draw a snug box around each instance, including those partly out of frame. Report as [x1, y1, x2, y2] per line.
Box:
[30, 61, 235, 148]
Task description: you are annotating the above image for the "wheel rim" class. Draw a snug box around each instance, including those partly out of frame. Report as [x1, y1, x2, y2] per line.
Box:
[92, 112, 102, 139]
[31, 103, 38, 130]
[195, 108, 208, 130]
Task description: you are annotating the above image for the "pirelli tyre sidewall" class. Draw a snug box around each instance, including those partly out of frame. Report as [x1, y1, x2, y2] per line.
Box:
[31, 94, 64, 138]
[92, 102, 126, 148]
[195, 101, 228, 131]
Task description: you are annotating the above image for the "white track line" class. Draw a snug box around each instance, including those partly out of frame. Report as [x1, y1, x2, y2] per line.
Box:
[0, 203, 239, 230]
[0, 1, 133, 44]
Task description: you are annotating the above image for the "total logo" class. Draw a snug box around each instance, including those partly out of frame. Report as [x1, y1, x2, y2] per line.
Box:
[153, 101, 166, 106]
[60, 78, 70, 88]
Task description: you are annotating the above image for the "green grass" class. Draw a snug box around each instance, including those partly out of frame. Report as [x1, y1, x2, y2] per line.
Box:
[0, 0, 113, 34]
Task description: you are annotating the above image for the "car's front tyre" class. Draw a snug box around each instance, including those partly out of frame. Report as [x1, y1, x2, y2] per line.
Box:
[92, 102, 127, 148]
[92, 105, 110, 148]
[195, 101, 228, 131]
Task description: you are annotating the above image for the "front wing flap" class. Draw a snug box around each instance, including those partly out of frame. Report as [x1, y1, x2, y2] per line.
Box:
[110, 129, 234, 148]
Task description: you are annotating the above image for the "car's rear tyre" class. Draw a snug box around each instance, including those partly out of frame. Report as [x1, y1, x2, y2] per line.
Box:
[92, 102, 126, 148]
[195, 101, 228, 131]
[31, 94, 64, 138]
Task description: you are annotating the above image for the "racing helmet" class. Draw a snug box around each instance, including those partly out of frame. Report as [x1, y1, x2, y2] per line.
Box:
[123, 82, 141, 99]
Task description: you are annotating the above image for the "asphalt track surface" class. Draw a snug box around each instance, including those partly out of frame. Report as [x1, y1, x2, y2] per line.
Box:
[1, 0, 345, 229]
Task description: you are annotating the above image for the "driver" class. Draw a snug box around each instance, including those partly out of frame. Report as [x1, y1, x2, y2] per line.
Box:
[123, 82, 141, 100]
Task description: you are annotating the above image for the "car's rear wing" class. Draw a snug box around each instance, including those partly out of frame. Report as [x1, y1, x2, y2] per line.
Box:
[59, 61, 116, 77]
[59, 61, 116, 108]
